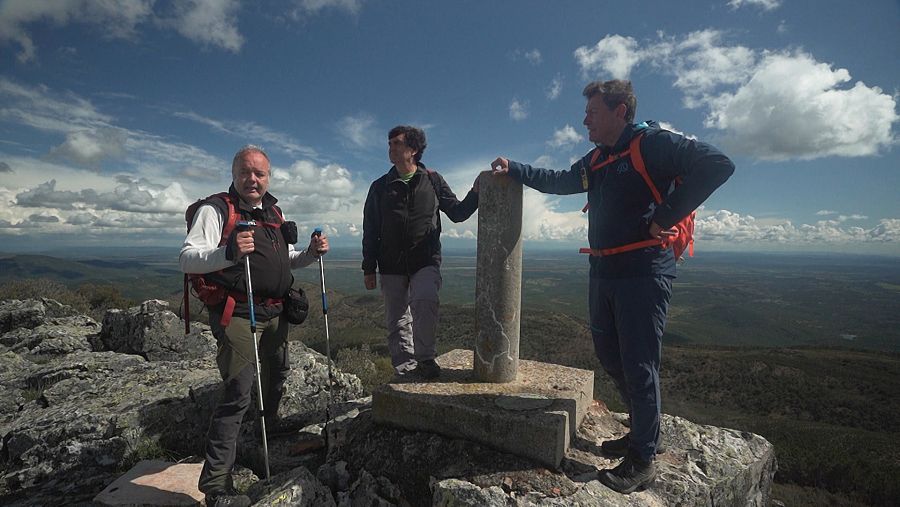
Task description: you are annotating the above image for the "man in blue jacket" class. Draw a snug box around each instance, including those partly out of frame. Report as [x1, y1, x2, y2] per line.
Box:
[491, 80, 734, 494]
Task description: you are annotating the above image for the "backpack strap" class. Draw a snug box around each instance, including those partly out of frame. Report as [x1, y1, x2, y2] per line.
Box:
[580, 133, 667, 257]
[626, 134, 663, 204]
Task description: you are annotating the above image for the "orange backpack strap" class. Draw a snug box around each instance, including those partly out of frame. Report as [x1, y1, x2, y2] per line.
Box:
[578, 132, 667, 257]
[627, 133, 663, 204]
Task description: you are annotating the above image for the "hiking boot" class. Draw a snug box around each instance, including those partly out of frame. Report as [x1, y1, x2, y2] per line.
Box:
[600, 433, 667, 458]
[601, 434, 630, 457]
[599, 452, 657, 494]
[205, 490, 251, 507]
[412, 359, 441, 380]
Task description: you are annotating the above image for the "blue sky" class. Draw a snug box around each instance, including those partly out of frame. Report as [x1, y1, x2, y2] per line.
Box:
[0, 0, 897, 255]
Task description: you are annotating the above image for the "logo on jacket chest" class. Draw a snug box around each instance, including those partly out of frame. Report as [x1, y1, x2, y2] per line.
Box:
[615, 162, 630, 175]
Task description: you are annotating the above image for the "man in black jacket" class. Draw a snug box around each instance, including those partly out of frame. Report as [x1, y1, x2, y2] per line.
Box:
[362, 125, 478, 379]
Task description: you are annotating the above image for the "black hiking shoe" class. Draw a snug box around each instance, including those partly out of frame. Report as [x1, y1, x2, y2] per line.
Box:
[205, 490, 251, 507]
[412, 359, 442, 380]
[600, 433, 667, 458]
[599, 452, 657, 494]
[601, 434, 630, 457]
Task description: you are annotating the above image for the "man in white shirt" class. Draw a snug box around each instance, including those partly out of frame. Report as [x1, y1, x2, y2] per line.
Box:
[180, 145, 328, 507]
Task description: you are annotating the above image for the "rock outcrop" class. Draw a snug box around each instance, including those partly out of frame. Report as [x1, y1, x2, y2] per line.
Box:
[0, 298, 775, 506]
[96, 299, 215, 361]
[0, 298, 364, 506]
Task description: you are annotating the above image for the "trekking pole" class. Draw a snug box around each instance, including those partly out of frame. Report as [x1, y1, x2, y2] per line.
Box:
[238, 220, 271, 481]
[312, 227, 334, 450]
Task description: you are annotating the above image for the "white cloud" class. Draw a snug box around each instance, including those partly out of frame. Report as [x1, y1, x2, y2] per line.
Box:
[547, 125, 583, 149]
[270, 159, 359, 222]
[0, 0, 247, 62]
[0, 0, 153, 62]
[573, 32, 899, 161]
[706, 51, 898, 160]
[728, 0, 781, 11]
[546, 75, 563, 100]
[165, 0, 244, 52]
[175, 111, 318, 158]
[816, 210, 837, 216]
[696, 209, 900, 244]
[522, 190, 588, 241]
[524, 49, 542, 65]
[47, 128, 126, 167]
[14, 178, 190, 214]
[290, 0, 365, 17]
[336, 113, 378, 149]
[574, 34, 643, 80]
[509, 99, 529, 121]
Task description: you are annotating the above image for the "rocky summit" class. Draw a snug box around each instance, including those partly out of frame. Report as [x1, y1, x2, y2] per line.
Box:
[0, 298, 775, 506]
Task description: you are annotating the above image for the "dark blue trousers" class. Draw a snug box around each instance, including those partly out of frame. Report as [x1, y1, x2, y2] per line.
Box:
[590, 275, 672, 462]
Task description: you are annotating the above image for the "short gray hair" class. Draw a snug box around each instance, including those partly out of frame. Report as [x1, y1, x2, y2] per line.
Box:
[232, 144, 270, 170]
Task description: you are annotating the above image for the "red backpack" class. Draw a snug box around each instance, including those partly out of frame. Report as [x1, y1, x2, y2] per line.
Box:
[181, 193, 284, 333]
[579, 133, 696, 261]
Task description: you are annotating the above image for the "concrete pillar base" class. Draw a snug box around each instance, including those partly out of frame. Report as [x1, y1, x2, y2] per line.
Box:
[373, 349, 594, 468]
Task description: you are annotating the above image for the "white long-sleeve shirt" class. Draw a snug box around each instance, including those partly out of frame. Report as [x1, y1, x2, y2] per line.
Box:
[179, 203, 317, 274]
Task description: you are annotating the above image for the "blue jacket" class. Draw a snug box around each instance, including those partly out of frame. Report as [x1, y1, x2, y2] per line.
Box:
[507, 121, 734, 278]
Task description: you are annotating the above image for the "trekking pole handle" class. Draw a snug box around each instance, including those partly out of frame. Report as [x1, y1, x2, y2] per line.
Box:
[312, 228, 328, 314]
[237, 221, 257, 331]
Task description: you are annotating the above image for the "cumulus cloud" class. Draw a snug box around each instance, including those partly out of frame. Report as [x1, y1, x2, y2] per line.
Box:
[28, 213, 60, 223]
[164, 0, 244, 52]
[704, 51, 898, 159]
[696, 209, 899, 244]
[15, 178, 190, 214]
[509, 99, 529, 121]
[573, 31, 898, 161]
[546, 75, 563, 100]
[0, 0, 153, 62]
[270, 159, 358, 218]
[522, 190, 588, 241]
[728, 0, 781, 11]
[574, 34, 644, 80]
[336, 113, 378, 149]
[47, 128, 126, 167]
[547, 125, 584, 149]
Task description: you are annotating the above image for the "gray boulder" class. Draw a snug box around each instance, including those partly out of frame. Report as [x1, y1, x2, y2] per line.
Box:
[248, 466, 337, 506]
[0, 298, 80, 334]
[331, 400, 775, 507]
[97, 299, 215, 361]
[0, 318, 364, 505]
[1, 314, 98, 356]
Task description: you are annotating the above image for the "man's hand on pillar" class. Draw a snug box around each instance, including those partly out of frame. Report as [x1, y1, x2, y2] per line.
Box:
[491, 157, 510, 175]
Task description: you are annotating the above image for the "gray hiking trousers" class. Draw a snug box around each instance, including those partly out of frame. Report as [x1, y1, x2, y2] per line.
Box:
[380, 265, 442, 373]
[198, 312, 289, 494]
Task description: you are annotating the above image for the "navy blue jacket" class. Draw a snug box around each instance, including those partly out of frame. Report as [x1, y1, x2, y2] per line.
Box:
[508, 121, 734, 278]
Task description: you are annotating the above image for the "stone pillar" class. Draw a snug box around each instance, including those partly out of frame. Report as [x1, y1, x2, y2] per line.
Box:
[474, 170, 523, 383]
